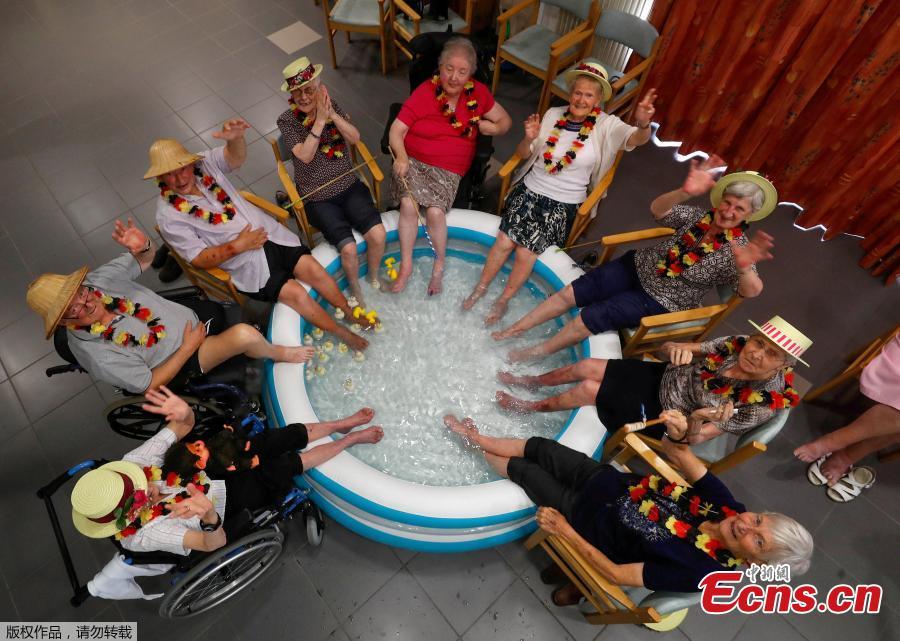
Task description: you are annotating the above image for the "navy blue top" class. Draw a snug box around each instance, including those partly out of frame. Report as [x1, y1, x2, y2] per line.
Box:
[571, 467, 746, 593]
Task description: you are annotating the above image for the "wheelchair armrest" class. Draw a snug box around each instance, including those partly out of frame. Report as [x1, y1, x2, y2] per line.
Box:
[158, 285, 207, 303]
[38, 460, 109, 499]
[381, 103, 403, 154]
[45, 363, 86, 377]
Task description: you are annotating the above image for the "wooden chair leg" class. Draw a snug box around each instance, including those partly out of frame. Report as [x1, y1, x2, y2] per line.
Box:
[492, 50, 503, 93]
[327, 27, 338, 68]
[380, 30, 388, 75]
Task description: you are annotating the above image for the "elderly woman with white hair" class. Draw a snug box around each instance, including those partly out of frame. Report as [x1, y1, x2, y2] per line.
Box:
[463, 62, 656, 325]
[494, 155, 779, 362]
[389, 37, 512, 295]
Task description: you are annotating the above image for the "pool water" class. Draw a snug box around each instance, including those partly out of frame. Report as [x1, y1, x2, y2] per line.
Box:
[305, 249, 577, 487]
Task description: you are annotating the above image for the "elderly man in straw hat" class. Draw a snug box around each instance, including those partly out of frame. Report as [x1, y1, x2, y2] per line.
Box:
[27, 220, 316, 394]
[276, 56, 386, 305]
[496, 315, 811, 447]
[494, 156, 780, 362]
[148, 120, 370, 352]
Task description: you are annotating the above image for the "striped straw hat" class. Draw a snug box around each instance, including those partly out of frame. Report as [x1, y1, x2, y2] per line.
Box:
[748, 316, 812, 366]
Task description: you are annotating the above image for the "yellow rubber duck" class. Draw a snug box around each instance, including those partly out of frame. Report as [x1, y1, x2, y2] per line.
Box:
[374, 322, 384, 333]
[352, 306, 364, 319]
[318, 352, 330, 363]
[303, 334, 313, 345]
[312, 327, 324, 340]
[343, 378, 354, 391]
[384, 257, 396, 267]
[338, 342, 349, 353]
[365, 310, 378, 324]
[353, 351, 365, 362]
[334, 308, 345, 320]
[323, 340, 334, 352]
[388, 268, 398, 281]
[316, 365, 326, 376]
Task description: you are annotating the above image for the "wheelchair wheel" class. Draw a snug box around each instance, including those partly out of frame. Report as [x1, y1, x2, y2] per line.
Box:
[305, 503, 325, 547]
[158, 529, 285, 619]
[104, 396, 223, 440]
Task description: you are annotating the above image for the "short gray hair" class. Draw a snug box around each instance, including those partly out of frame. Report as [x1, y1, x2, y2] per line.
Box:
[759, 512, 814, 576]
[566, 74, 604, 96]
[723, 180, 765, 214]
[439, 37, 477, 74]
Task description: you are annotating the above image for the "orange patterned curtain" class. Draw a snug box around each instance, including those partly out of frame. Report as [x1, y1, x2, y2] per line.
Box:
[646, 0, 900, 282]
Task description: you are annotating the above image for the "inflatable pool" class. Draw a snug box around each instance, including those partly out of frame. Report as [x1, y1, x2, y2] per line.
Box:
[265, 209, 622, 551]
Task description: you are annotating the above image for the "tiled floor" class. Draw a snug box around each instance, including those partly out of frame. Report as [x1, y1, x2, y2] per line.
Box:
[0, 1, 896, 640]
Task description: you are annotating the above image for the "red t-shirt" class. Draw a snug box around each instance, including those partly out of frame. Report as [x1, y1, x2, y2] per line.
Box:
[397, 79, 495, 176]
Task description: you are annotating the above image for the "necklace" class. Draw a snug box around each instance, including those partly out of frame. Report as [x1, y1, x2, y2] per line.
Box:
[655, 212, 747, 278]
[628, 474, 744, 568]
[75, 289, 166, 349]
[431, 75, 480, 138]
[114, 466, 210, 540]
[289, 99, 346, 158]
[699, 336, 800, 409]
[158, 166, 236, 225]
[542, 107, 600, 174]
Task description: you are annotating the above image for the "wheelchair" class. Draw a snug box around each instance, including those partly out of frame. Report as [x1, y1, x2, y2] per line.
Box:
[380, 30, 495, 209]
[46, 286, 262, 441]
[38, 458, 326, 619]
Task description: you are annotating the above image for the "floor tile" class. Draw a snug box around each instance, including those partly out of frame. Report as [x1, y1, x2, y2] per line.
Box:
[0, 312, 54, 376]
[732, 614, 805, 641]
[62, 184, 129, 235]
[680, 609, 748, 641]
[0, 380, 29, 441]
[178, 93, 238, 135]
[234, 38, 291, 71]
[216, 73, 277, 112]
[214, 22, 262, 53]
[463, 578, 577, 641]
[42, 162, 108, 205]
[156, 71, 215, 113]
[11, 352, 94, 422]
[240, 93, 289, 137]
[267, 19, 322, 55]
[234, 137, 279, 185]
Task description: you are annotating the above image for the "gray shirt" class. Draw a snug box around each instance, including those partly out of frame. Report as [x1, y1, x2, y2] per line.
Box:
[67, 254, 197, 393]
[155, 146, 302, 292]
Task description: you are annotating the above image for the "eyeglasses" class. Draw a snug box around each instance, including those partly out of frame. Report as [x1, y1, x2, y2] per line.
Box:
[294, 84, 318, 98]
[440, 64, 471, 80]
[63, 287, 91, 320]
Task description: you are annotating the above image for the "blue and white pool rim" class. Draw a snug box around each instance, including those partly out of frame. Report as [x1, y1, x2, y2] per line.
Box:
[264, 209, 621, 552]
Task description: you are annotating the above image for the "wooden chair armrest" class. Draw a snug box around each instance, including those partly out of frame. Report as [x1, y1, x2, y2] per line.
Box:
[240, 190, 289, 223]
[274, 160, 302, 204]
[707, 442, 767, 476]
[393, 0, 420, 20]
[610, 58, 652, 91]
[602, 227, 674, 247]
[622, 433, 688, 486]
[355, 140, 384, 182]
[551, 534, 635, 607]
[639, 304, 729, 328]
[550, 23, 593, 53]
[207, 267, 232, 283]
[497, 0, 536, 24]
[499, 153, 523, 178]
[576, 155, 623, 218]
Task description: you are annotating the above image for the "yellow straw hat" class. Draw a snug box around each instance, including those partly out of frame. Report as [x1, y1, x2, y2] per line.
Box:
[281, 56, 323, 93]
[748, 315, 812, 367]
[26, 267, 90, 338]
[71, 460, 149, 539]
[142, 138, 203, 180]
[710, 171, 778, 222]
[562, 60, 613, 102]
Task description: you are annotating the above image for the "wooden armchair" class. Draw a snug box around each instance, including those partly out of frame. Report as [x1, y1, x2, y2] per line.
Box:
[269, 134, 384, 247]
[156, 191, 292, 308]
[322, 0, 394, 75]
[525, 433, 699, 631]
[391, 1, 474, 60]
[492, 0, 600, 111]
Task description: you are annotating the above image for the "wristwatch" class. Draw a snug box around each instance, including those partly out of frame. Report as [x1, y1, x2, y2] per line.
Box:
[200, 513, 222, 532]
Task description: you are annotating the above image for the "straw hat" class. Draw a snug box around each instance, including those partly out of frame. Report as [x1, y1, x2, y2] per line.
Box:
[71, 460, 149, 539]
[562, 60, 613, 102]
[748, 316, 812, 367]
[711, 171, 778, 222]
[281, 56, 323, 93]
[27, 267, 90, 338]
[142, 138, 203, 180]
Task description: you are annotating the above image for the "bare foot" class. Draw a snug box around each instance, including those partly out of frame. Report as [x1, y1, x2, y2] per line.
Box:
[391, 267, 413, 293]
[336, 326, 369, 351]
[497, 370, 540, 390]
[820, 450, 853, 486]
[462, 284, 488, 311]
[794, 440, 832, 463]
[492, 326, 524, 341]
[335, 407, 376, 433]
[508, 345, 543, 363]
[443, 415, 481, 449]
[347, 425, 384, 445]
[496, 390, 537, 414]
[427, 265, 444, 296]
[484, 298, 509, 327]
[349, 284, 366, 309]
[280, 346, 316, 363]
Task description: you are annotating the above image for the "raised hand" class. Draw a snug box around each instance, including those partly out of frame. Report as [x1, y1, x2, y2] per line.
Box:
[315, 86, 332, 123]
[111, 218, 148, 254]
[682, 154, 726, 196]
[164, 483, 214, 520]
[634, 88, 658, 127]
[731, 230, 775, 269]
[142, 385, 194, 426]
[523, 113, 540, 141]
[212, 118, 251, 141]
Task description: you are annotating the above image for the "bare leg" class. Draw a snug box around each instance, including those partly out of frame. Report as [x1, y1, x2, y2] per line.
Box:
[392, 196, 418, 292]
[496, 380, 600, 414]
[305, 407, 375, 441]
[363, 224, 387, 288]
[425, 206, 447, 296]
[464, 232, 515, 310]
[443, 415, 526, 458]
[299, 425, 384, 470]
[498, 358, 608, 390]
[819, 433, 900, 485]
[493, 284, 577, 340]
[293, 255, 356, 320]
[794, 403, 900, 462]
[508, 315, 592, 363]
[279, 280, 368, 352]
[338, 242, 364, 305]
[485, 245, 539, 327]
[197, 323, 316, 371]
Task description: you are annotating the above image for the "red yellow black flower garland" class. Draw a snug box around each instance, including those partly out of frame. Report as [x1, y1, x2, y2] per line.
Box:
[114, 466, 210, 540]
[431, 75, 480, 138]
[289, 99, 346, 158]
[542, 107, 600, 174]
[655, 212, 747, 278]
[75, 289, 166, 349]
[699, 336, 801, 409]
[158, 167, 236, 225]
[627, 474, 744, 568]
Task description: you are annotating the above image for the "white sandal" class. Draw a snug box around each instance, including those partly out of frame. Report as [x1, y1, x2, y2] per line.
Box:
[826, 466, 876, 503]
[806, 457, 829, 486]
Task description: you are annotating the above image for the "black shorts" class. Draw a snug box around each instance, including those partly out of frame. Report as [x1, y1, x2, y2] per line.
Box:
[169, 298, 227, 389]
[239, 241, 312, 302]
[594, 359, 667, 437]
[305, 180, 382, 250]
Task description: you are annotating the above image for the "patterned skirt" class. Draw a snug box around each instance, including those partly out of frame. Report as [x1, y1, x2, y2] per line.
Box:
[390, 157, 461, 213]
[499, 182, 578, 254]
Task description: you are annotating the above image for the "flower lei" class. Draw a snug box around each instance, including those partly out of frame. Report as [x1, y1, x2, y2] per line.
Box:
[75, 289, 166, 349]
[628, 474, 744, 568]
[114, 466, 210, 540]
[699, 336, 801, 409]
[655, 212, 747, 278]
[542, 107, 600, 174]
[431, 75, 480, 138]
[289, 99, 346, 158]
[158, 166, 236, 225]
